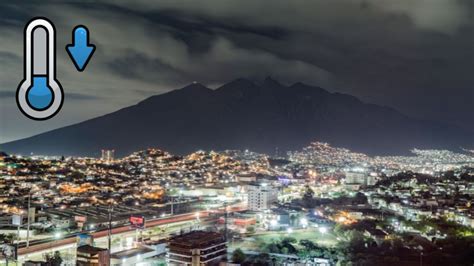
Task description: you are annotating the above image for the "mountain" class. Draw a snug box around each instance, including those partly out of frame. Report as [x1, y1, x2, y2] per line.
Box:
[1, 78, 473, 157]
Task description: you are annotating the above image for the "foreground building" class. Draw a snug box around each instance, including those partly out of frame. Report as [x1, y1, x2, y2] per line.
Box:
[167, 231, 227, 265]
[76, 245, 109, 266]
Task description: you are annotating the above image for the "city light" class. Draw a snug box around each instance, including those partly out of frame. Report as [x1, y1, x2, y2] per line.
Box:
[300, 218, 308, 228]
[270, 219, 278, 227]
[1, 133, 472, 265]
[319, 227, 328, 234]
[2, 3, 473, 265]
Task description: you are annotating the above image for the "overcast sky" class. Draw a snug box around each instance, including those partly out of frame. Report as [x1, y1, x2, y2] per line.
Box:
[1, 0, 473, 143]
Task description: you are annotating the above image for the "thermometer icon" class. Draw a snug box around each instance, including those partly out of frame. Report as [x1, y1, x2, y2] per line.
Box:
[16, 18, 63, 120]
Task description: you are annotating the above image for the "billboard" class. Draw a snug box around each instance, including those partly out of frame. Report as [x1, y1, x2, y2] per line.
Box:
[77, 233, 93, 247]
[11, 215, 22, 226]
[74, 215, 87, 223]
[129, 215, 145, 229]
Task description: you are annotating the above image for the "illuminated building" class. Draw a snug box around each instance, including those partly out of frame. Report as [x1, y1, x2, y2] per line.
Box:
[247, 183, 278, 211]
[345, 170, 375, 187]
[167, 231, 227, 265]
[101, 149, 115, 162]
[76, 245, 109, 266]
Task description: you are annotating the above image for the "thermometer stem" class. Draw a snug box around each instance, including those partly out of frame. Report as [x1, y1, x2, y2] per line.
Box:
[32, 26, 48, 76]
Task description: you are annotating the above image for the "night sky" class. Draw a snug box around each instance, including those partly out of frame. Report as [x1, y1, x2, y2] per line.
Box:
[0, 1, 473, 143]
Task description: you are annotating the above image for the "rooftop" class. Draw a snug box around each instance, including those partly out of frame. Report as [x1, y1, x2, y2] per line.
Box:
[77, 245, 107, 255]
[111, 246, 154, 259]
[169, 231, 225, 248]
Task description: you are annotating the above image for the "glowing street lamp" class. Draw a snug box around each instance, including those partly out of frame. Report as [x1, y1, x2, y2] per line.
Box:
[270, 219, 278, 227]
[337, 216, 347, 223]
[319, 227, 327, 234]
[300, 218, 308, 228]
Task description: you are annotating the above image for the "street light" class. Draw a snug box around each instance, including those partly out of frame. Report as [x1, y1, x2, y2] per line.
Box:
[270, 219, 278, 227]
[319, 227, 327, 234]
[300, 218, 308, 228]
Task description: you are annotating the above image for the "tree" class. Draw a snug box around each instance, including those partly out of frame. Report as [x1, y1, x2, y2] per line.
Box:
[232, 248, 246, 264]
[0, 234, 15, 244]
[300, 239, 317, 250]
[265, 242, 280, 253]
[353, 192, 367, 204]
[44, 251, 63, 266]
[246, 226, 255, 234]
[302, 185, 315, 208]
[282, 237, 297, 244]
[303, 185, 314, 200]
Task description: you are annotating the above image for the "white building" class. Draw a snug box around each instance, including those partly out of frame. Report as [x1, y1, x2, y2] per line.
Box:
[101, 149, 115, 162]
[345, 171, 376, 187]
[247, 183, 278, 211]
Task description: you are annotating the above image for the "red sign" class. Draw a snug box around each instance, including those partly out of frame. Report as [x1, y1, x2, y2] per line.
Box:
[75, 216, 87, 223]
[129, 215, 145, 229]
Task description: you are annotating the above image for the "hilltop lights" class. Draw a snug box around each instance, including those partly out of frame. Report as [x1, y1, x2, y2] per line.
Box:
[4, 142, 474, 265]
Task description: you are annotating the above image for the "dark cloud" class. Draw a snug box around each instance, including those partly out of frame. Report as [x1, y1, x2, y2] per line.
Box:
[106, 51, 186, 84]
[1, 0, 473, 143]
[67, 93, 102, 101]
[0, 4, 37, 28]
[0, 91, 14, 99]
[0, 51, 21, 63]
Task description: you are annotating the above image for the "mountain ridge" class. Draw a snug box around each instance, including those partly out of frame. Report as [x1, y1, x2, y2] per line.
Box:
[1, 78, 472, 157]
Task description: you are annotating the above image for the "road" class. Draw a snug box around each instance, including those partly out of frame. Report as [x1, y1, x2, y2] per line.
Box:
[17, 211, 207, 257]
[17, 203, 247, 258]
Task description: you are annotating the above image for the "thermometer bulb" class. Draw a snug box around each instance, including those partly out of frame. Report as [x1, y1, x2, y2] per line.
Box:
[27, 76, 53, 110]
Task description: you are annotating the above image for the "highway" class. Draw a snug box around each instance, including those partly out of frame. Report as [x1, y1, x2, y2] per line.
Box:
[17, 211, 208, 257]
[16, 203, 246, 260]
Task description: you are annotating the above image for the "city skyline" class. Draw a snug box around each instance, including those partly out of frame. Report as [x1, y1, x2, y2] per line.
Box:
[1, 142, 474, 265]
[1, 1, 474, 265]
[1, 0, 474, 143]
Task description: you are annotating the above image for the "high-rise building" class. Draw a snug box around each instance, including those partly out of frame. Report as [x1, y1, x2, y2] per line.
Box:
[101, 149, 115, 162]
[247, 183, 278, 211]
[167, 231, 227, 266]
[76, 245, 109, 266]
[345, 170, 376, 187]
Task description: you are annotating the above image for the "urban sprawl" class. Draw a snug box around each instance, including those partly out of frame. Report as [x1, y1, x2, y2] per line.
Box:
[1, 142, 473, 265]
